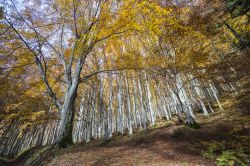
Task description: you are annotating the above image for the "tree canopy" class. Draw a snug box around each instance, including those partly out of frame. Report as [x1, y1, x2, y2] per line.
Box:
[0, 0, 249, 161]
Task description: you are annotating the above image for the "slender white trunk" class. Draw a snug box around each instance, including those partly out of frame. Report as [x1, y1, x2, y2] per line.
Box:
[138, 77, 147, 130]
[131, 78, 138, 128]
[176, 74, 195, 124]
[125, 74, 133, 135]
[145, 73, 155, 126]
[108, 73, 113, 138]
[210, 83, 223, 110]
[199, 100, 209, 116]
[117, 74, 124, 134]
[208, 103, 214, 113]
[156, 84, 169, 120]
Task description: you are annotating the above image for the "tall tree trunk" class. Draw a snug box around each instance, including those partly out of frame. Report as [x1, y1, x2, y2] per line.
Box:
[57, 82, 78, 146]
[156, 83, 169, 120]
[58, 102, 75, 146]
[108, 73, 113, 138]
[117, 73, 124, 134]
[125, 74, 133, 135]
[199, 100, 209, 116]
[208, 103, 214, 113]
[145, 73, 155, 126]
[138, 76, 147, 130]
[132, 77, 139, 128]
[176, 74, 195, 125]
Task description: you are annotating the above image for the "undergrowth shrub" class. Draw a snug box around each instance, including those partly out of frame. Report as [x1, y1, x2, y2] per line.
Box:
[202, 141, 249, 166]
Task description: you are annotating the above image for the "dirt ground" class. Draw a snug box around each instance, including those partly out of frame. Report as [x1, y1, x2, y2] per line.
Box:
[42, 109, 250, 166]
[43, 125, 213, 166]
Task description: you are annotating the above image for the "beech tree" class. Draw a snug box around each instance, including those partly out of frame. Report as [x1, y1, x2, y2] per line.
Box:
[1, 0, 246, 156]
[3, 0, 139, 143]
[2, 0, 173, 144]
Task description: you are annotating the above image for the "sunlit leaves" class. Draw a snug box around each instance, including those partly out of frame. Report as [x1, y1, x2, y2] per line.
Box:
[2, 0, 248, 133]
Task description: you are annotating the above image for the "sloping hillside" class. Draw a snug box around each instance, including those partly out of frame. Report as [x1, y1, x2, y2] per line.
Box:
[42, 109, 250, 166]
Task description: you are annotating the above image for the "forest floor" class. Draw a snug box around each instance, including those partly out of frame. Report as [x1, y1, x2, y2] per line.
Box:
[42, 101, 250, 166]
[1, 91, 249, 166]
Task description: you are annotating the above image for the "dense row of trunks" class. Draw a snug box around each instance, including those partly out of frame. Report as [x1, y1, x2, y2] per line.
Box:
[0, 70, 225, 156]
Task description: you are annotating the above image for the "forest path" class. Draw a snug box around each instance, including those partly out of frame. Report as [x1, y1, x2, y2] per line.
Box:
[44, 131, 210, 165]
[43, 113, 233, 166]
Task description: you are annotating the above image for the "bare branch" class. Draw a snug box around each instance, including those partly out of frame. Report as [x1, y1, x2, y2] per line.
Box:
[5, 18, 62, 110]
[80, 67, 145, 83]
